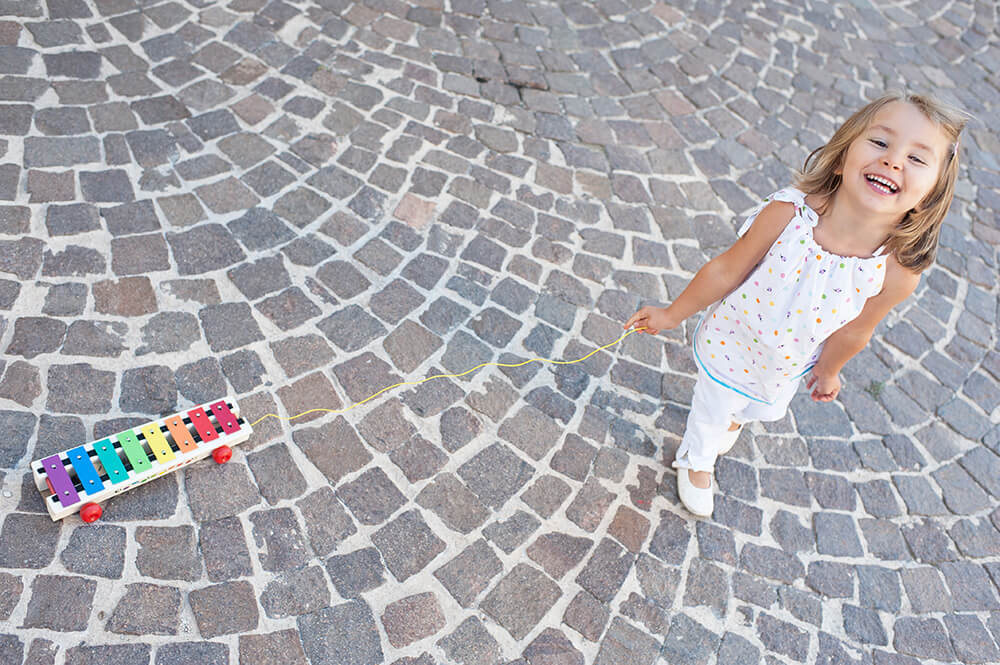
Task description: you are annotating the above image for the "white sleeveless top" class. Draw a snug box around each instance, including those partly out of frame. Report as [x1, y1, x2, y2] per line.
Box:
[694, 187, 888, 404]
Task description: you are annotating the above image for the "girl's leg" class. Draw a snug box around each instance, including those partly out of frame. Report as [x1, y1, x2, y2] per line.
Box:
[673, 376, 795, 518]
[672, 370, 746, 478]
[672, 373, 747, 516]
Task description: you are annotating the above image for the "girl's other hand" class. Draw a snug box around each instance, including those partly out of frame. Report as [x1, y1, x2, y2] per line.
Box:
[806, 371, 841, 402]
[624, 306, 678, 335]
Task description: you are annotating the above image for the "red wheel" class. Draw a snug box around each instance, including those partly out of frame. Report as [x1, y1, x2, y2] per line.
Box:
[212, 445, 232, 464]
[80, 503, 102, 523]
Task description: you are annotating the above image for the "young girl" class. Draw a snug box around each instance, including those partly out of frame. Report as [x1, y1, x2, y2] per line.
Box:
[624, 93, 967, 517]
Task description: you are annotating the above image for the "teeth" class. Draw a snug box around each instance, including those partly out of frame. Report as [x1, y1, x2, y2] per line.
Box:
[866, 174, 898, 193]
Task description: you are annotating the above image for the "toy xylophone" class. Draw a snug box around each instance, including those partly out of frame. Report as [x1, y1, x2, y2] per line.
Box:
[31, 397, 251, 523]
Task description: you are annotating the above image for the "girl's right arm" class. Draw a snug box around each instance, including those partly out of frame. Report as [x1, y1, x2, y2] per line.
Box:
[625, 200, 797, 334]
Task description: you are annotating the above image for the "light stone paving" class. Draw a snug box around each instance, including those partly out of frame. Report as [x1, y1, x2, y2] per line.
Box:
[0, 0, 998, 664]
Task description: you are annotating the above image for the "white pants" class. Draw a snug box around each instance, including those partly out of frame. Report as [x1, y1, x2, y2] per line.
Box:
[672, 369, 800, 473]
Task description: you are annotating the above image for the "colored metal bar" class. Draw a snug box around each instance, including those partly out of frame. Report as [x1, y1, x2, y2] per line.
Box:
[164, 415, 197, 453]
[188, 407, 219, 442]
[117, 430, 152, 473]
[41, 455, 79, 507]
[141, 423, 175, 464]
[210, 400, 241, 435]
[93, 438, 129, 485]
[67, 446, 104, 496]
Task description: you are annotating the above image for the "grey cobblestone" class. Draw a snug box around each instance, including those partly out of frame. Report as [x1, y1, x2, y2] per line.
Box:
[23, 574, 95, 631]
[189, 581, 259, 639]
[859, 518, 910, 562]
[945, 613, 1000, 664]
[482, 563, 561, 640]
[933, 462, 992, 514]
[483, 510, 540, 554]
[436, 616, 501, 665]
[902, 520, 960, 563]
[900, 566, 952, 614]
[892, 617, 955, 662]
[106, 583, 180, 635]
[136, 525, 199, 581]
[325, 547, 385, 600]
[260, 565, 330, 619]
[806, 561, 854, 599]
[199, 517, 252, 583]
[0, 513, 59, 569]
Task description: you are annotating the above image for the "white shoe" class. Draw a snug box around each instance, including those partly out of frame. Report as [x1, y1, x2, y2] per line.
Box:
[677, 469, 713, 517]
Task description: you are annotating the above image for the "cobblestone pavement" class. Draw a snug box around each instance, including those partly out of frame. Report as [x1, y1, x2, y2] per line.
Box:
[0, 0, 998, 663]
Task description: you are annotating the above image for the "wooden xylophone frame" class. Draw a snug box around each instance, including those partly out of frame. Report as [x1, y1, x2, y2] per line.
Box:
[31, 397, 252, 522]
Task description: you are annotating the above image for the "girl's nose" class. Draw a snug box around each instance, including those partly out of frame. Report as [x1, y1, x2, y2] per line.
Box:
[882, 156, 902, 170]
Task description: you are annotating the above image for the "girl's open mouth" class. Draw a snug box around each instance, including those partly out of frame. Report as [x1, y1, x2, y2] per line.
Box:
[865, 174, 899, 195]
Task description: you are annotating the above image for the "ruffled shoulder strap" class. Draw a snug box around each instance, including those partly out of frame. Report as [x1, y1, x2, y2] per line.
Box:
[737, 187, 815, 236]
[767, 187, 807, 206]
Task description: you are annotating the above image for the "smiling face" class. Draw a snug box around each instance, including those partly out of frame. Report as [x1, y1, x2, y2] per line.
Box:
[836, 101, 951, 220]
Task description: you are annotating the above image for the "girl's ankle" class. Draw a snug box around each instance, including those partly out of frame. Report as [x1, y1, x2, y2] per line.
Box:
[687, 468, 712, 489]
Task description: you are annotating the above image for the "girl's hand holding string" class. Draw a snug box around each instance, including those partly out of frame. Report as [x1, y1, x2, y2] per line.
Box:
[624, 306, 681, 335]
[806, 370, 841, 402]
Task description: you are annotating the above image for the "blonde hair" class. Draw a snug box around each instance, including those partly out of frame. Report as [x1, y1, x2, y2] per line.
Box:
[795, 92, 968, 272]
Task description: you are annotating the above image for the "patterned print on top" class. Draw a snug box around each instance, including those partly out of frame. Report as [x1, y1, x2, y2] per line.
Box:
[694, 187, 888, 404]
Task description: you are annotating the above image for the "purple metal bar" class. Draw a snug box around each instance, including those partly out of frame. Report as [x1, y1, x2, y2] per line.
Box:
[41, 455, 80, 507]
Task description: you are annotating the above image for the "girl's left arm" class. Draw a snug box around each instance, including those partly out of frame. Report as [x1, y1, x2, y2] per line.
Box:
[807, 257, 922, 401]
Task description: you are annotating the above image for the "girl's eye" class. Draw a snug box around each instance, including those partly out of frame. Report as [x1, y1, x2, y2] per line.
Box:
[909, 155, 926, 165]
[868, 138, 887, 148]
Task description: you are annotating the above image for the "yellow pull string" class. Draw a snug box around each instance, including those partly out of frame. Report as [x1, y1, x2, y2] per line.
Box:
[248, 326, 647, 428]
